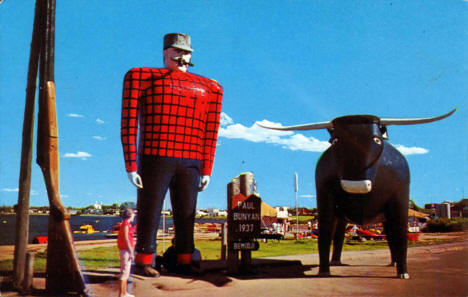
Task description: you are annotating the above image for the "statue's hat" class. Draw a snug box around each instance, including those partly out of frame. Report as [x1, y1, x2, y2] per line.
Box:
[163, 33, 193, 52]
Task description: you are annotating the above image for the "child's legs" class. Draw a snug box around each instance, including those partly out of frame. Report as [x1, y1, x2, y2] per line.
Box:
[118, 279, 126, 296]
[119, 249, 132, 281]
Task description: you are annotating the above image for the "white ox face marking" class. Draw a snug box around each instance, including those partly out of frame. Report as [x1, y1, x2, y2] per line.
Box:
[340, 179, 372, 194]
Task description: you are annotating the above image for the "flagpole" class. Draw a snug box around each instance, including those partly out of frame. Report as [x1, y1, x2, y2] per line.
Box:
[294, 172, 299, 238]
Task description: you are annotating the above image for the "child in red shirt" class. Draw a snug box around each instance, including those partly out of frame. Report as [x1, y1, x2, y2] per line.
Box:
[117, 209, 136, 297]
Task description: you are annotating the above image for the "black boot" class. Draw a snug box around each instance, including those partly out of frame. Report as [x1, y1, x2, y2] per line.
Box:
[134, 264, 160, 277]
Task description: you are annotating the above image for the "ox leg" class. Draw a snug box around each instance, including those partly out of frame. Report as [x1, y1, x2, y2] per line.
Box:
[318, 217, 335, 276]
[385, 207, 409, 279]
[317, 193, 336, 276]
[331, 218, 346, 266]
[383, 221, 397, 267]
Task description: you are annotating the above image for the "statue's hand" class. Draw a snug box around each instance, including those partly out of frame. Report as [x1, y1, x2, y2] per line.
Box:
[127, 172, 143, 189]
[199, 175, 210, 192]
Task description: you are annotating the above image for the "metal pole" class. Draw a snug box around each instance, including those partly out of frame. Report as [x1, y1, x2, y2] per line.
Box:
[296, 192, 299, 237]
[294, 173, 299, 237]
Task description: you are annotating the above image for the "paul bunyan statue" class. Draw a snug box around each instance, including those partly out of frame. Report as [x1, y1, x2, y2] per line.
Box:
[121, 33, 223, 277]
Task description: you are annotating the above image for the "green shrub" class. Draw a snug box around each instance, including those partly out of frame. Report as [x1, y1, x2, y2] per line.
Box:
[425, 217, 468, 232]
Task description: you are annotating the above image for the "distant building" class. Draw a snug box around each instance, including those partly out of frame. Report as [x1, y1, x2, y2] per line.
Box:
[207, 208, 227, 217]
[275, 207, 290, 219]
[425, 199, 468, 218]
[196, 209, 209, 217]
[83, 201, 104, 215]
[290, 207, 314, 216]
[451, 199, 468, 218]
[94, 201, 102, 210]
[436, 203, 452, 218]
[68, 209, 78, 215]
[217, 210, 228, 217]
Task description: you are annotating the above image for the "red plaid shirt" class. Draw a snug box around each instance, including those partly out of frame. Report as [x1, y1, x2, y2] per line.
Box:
[121, 67, 223, 176]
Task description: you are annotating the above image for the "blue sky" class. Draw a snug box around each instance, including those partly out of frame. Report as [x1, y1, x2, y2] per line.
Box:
[1, 1, 466, 210]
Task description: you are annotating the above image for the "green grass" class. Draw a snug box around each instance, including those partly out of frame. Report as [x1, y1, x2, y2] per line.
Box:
[0, 252, 47, 273]
[78, 246, 121, 270]
[289, 215, 316, 223]
[0, 236, 458, 273]
[253, 239, 317, 257]
[0, 258, 12, 271]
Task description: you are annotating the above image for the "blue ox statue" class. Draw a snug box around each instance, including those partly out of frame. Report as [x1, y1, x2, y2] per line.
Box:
[259, 108, 456, 279]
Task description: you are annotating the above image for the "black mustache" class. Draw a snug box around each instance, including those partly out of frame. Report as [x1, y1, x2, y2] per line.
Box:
[171, 57, 194, 67]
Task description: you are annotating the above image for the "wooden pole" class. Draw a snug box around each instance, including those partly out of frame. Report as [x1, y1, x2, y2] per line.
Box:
[22, 252, 35, 294]
[13, 0, 44, 289]
[227, 181, 239, 274]
[239, 173, 253, 196]
[239, 174, 253, 270]
[221, 223, 227, 260]
[14, 1, 87, 294]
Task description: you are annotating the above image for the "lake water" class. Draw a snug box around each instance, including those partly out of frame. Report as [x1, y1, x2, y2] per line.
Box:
[0, 214, 224, 245]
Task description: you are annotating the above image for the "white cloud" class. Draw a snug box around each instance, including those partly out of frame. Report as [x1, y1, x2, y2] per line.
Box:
[96, 118, 105, 124]
[274, 133, 330, 152]
[394, 144, 429, 155]
[1, 188, 37, 195]
[92, 136, 106, 141]
[218, 115, 330, 152]
[67, 113, 84, 118]
[63, 151, 92, 160]
[1, 188, 19, 192]
[220, 112, 234, 126]
[299, 194, 316, 198]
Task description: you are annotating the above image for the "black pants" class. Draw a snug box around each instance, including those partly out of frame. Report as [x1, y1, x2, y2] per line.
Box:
[136, 156, 200, 255]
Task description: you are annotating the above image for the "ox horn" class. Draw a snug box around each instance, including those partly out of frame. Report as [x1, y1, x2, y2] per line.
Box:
[257, 121, 332, 131]
[257, 108, 457, 131]
[380, 108, 457, 126]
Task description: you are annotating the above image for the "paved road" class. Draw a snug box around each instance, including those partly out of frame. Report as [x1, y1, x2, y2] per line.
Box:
[1, 234, 467, 297]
